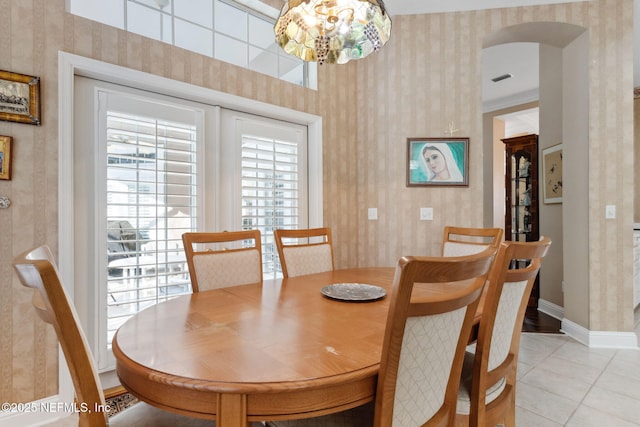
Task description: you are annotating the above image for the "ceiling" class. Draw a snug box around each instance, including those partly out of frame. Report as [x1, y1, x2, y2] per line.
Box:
[381, 0, 638, 135]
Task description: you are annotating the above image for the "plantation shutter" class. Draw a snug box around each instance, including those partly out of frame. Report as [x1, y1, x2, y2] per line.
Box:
[98, 90, 202, 368]
[226, 113, 308, 279]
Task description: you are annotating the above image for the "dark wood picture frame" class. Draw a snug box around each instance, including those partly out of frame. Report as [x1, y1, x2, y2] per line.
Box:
[0, 70, 41, 125]
[406, 137, 469, 187]
[0, 135, 13, 180]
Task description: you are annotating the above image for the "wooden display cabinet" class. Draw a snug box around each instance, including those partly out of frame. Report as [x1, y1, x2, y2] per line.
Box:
[503, 134, 539, 307]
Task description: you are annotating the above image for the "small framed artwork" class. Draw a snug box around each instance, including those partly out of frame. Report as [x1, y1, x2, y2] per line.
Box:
[542, 143, 562, 204]
[0, 136, 12, 180]
[0, 70, 41, 125]
[407, 137, 469, 187]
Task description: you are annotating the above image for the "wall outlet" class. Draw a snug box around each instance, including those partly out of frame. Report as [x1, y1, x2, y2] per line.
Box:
[420, 207, 433, 221]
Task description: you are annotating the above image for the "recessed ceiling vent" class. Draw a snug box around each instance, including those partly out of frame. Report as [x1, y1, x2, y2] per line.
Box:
[491, 73, 513, 83]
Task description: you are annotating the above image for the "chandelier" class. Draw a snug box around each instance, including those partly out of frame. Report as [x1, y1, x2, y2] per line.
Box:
[274, 0, 392, 65]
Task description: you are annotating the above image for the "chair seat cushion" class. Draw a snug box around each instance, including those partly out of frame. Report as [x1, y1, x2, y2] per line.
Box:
[456, 351, 506, 415]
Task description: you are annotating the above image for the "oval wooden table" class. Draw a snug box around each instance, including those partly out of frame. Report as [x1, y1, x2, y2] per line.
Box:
[112, 267, 396, 427]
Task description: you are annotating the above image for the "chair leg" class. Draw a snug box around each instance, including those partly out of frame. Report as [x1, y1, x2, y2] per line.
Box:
[453, 413, 469, 427]
[504, 394, 516, 427]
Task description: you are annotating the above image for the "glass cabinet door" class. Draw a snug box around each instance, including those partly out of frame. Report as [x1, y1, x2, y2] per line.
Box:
[503, 134, 538, 244]
[510, 150, 533, 242]
[503, 133, 539, 308]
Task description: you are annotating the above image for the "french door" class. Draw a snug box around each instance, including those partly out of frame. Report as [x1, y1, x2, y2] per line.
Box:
[74, 77, 309, 371]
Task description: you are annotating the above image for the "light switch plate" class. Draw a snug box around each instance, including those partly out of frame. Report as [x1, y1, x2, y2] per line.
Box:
[368, 207, 378, 220]
[420, 207, 433, 221]
[605, 205, 616, 219]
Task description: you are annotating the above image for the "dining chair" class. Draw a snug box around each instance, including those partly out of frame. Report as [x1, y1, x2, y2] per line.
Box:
[182, 230, 262, 292]
[274, 227, 334, 278]
[267, 248, 496, 427]
[12, 245, 215, 427]
[441, 226, 503, 257]
[442, 226, 504, 344]
[455, 237, 552, 427]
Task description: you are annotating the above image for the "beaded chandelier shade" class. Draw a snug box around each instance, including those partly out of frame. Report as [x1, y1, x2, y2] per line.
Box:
[274, 0, 392, 65]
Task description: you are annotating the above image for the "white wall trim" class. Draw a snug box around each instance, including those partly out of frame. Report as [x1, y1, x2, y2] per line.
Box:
[588, 331, 639, 349]
[483, 88, 539, 113]
[560, 318, 592, 347]
[538, 298, 564, 320]
[539, 300, 638, 349]
[561, 318, 639, 349]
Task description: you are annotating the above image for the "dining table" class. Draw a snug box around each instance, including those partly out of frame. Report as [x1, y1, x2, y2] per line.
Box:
[112, 267, 482, 427]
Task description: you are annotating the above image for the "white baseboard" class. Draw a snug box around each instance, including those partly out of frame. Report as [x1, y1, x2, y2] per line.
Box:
[538, 299, 639, 349]
[538, 298, 564, 320]
[561, 317, 639, 349]
[0, 395, 75, 427]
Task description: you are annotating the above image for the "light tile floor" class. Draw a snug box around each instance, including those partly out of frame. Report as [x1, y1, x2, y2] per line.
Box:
[37, 326, 640, 427]
[514, 325, 640, 426]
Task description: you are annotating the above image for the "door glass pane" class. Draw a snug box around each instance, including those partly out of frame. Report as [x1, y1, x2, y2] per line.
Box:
[106, 111, 196, 344]
[242, 137, 299, 278]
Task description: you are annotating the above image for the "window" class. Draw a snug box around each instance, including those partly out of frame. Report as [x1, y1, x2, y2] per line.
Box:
[73, 75, 313, 371]
[68, 0, 317, 89]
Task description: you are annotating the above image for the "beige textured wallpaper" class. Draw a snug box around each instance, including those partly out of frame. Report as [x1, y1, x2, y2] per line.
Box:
[0, 0, 634, 406]
[635, 95, 640, 224]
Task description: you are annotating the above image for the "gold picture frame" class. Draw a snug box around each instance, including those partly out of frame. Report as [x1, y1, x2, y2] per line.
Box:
[0, 135, 13, 180]
[0, 70, 41, 125]
[542, 143, 562, 204]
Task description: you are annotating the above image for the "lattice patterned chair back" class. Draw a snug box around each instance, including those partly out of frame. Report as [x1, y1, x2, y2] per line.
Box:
[274, 228, 334, 278]
[441, 226, 503, 257]
[182, 230, 263, 292]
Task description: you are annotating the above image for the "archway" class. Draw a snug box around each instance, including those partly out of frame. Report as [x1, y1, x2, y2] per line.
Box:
[482, 21, 590, 343]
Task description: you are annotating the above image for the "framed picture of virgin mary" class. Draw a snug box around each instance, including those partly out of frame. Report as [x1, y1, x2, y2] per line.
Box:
[406, 137, 469, 187]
